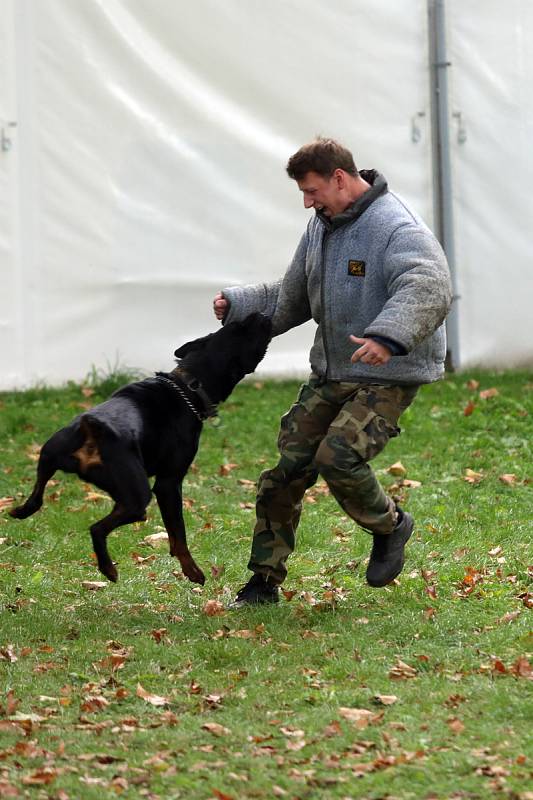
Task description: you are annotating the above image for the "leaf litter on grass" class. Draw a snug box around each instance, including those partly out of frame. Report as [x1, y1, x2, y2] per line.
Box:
[1, 372, 532, 798]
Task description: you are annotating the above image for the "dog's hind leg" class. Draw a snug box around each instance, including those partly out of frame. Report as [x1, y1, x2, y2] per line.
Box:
[90, 502, 147, 582]
[153, 476, 205, 585]
[9, 450, 57, 520]
[90, 460, 151, 582]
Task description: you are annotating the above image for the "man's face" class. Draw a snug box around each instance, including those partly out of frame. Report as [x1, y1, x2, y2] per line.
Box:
[296, 170, 346, 217]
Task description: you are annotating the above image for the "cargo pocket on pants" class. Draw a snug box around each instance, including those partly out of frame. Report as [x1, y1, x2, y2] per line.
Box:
[330, 408, 400, 463]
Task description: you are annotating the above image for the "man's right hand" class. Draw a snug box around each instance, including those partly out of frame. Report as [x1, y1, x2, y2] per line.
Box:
[213, 291, 229, 321]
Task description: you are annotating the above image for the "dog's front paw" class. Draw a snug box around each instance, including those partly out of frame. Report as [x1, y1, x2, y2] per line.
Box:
[99, 562, 119, 583]
[180, 558, 205, 586]
[9, 504, 35, 519]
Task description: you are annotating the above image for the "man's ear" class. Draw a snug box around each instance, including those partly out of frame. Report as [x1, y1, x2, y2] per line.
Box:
[174, 333, 214, 359]
[334, 168, 345, 188]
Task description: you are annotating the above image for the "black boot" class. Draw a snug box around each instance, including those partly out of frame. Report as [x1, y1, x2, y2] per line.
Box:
[366, 508, 414, 587]
[228, 573, 279, 608]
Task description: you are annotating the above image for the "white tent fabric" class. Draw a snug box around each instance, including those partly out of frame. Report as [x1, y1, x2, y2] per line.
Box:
[448, 0, 533, 367]
[0, 0, 532, 390]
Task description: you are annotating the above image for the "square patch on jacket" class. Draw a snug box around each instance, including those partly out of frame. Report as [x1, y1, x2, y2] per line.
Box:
[348, 259, 366, 277]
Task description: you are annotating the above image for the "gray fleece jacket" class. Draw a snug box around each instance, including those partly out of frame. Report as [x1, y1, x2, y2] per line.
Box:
[222, 171, 453, 385]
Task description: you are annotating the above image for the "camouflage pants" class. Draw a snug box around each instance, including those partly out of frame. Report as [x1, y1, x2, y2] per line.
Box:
[248, 374, 419, 584]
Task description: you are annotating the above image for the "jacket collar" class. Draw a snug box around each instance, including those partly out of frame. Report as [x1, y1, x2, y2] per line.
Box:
[317, 169, 388, 231]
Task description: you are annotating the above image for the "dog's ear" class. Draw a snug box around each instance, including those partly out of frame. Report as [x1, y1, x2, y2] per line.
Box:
[174, 333, 214, 359]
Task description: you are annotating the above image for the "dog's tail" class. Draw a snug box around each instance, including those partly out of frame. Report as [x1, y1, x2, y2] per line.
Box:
[80, 414, 119, 442]
[79, 414, 143, 466]
[75, 414, 120, 469]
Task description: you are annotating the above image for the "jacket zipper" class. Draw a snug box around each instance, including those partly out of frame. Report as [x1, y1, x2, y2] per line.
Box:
[320, 230, 332, 380]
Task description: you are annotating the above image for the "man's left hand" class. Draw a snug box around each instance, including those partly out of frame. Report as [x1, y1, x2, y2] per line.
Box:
[349, 336, 391, 366]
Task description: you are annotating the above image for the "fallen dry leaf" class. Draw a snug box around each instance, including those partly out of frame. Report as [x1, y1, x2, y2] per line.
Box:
[219, 463, 239, 477]
[463, 468, 484, 484]
[491, 659, 507, 674]
[0, 646, 18, 663]
[498, 610, 521, 625]
[0, 497, 15, 513]
[131, 552, 157, 565]
[202, 721, 231, 736]
[203, 693, 223, 710]
[110, 776, 129, 793]
[202, 600, 225, 617]
[373, 695, 398, 706]
[479, 387, 499, 400]
[9, 711, 46, 724]
[81, 695, 109, 713]
[84, 491, 108, 503]
[212, 789, 235, 800]
[323, 720, 342, 737]
[106, 640, 130, 655]
[143, 531, 168, 547]
[466, 379, 480, 390]
[338, 707, 380, 728]
[281, 589, 297, 601]
[136, 684, 169, 707]
[3, 689, 20, 715]
[286, 738, 307, 751]
[280, 726, 305, 738]
[0, 780, 20, 797]
[475, 764, 510, 778]
[509, 656, 532, 679]
[81, 581, 107, 591]
[159, 710, 179, 727]
[33, 661, 61, 673]
[25, 444, 41, 462]
[389, 659, 418, 680]
[444, 694, 466, 708]
[463, 400, 476, 417]
[387, 461, 407, 476]
[210, 564, 225, 579]
[232, 628, 257, 639]
[447, 717, 465, 734]
[499, 473, 518, 485]
[21, 768, 60, 786]
[300, 629, 320, 639]
[150, 628, 169, 643]
[425, 584, 438, 600]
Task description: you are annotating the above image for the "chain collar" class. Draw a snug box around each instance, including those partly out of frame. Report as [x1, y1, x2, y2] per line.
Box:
[154, 371, 218, 422]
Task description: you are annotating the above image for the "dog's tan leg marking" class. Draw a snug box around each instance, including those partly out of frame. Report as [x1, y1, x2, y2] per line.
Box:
[73, 435, 103, 470]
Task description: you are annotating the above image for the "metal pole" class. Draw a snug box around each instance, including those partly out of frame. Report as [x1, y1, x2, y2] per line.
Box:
[428, 0, 460, 370]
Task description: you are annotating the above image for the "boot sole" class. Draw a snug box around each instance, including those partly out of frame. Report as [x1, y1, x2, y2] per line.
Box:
[366, 516, 414, 587]
[227, 593, 279, 609]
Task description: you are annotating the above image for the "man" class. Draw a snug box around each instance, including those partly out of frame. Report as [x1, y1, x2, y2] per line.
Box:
[213, 137, 452, 607]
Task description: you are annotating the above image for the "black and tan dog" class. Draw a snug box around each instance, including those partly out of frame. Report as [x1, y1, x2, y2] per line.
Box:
[10, 313, 271, 586]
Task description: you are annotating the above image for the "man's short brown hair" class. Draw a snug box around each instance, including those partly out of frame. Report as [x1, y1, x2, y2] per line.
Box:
[286, 137, 358, 180]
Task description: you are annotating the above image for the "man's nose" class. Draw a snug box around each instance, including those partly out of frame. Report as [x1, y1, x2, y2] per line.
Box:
[303, 195, 314, 209]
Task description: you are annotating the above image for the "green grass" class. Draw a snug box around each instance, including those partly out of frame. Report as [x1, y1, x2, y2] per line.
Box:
[0, 370, 532, 799]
